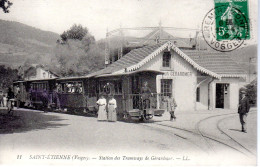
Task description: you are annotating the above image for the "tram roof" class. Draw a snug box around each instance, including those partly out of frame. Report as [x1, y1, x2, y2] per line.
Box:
[95, 70, 164, 78]
[17, 78, 57, 82]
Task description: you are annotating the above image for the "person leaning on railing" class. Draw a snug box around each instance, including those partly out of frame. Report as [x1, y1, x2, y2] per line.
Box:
[140, 81, 154, 119]
[141, 81, 153, 110]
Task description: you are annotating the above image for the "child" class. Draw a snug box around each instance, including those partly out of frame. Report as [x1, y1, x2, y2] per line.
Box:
[163, 96, 177, 121]
[3, 94, 7, 107]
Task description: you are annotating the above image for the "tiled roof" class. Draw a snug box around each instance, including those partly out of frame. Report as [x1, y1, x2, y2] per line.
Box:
[182, 50, 246, 76]
[89, 42, 245, 78]
[126, 29, 192, 48]
[88, 43, 165, 77]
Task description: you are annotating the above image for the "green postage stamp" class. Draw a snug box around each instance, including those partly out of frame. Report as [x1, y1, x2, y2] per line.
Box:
[202, 0, 250, 52]
[214, 0, 250, 41]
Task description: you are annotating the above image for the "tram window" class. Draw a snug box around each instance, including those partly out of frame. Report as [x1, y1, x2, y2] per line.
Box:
[114, 81, 122, 94]
[61, 82, 83, 94]
[161, 79, 172, 97]
[99, 81, 122, 95]
[32, 83, 47, 91]
[162, 52, 171, 67]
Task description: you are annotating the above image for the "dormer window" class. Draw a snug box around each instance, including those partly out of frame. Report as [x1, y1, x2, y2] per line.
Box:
[162, 52, 171, 67]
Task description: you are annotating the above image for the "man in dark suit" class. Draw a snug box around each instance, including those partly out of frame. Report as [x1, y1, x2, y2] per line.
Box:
[238, 90, 250, 133]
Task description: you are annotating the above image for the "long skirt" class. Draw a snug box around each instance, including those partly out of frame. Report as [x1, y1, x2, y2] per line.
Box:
[97, 105, 107, 121]
[108, 105, 117, 122]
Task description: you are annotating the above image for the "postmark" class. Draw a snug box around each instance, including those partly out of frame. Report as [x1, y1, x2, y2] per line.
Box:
[202, 1, 250, 52]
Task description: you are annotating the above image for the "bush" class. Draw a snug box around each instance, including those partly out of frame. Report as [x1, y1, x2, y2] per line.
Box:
[240, 79, 257, 105]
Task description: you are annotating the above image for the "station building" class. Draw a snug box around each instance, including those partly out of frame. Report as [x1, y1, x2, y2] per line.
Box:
[90, 41, 246, 112]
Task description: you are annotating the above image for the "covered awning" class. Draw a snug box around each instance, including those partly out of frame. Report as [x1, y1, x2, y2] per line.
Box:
[95, 70, 164, 78]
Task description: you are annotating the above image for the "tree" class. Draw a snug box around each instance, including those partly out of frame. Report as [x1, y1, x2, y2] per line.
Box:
[78, 44, 105, 74]
[60, 24, 94, 42]
[81, 34, 95, 52]
[0, 65, 20, 90]
[54, 40, 86, 76]
[0, 0, 12, 13]
[60, 31, 68, 42]
[239, 79, 257, 106]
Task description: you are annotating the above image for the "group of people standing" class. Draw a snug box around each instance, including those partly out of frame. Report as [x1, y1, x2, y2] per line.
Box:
[96, 93, 117, 122]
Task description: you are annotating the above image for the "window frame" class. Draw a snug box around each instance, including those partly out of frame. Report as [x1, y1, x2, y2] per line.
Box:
[161, 79, 172, 97]
[98, 80, 122, 95]
[162, 52, 171, 68]
[59, 81, 84, 94]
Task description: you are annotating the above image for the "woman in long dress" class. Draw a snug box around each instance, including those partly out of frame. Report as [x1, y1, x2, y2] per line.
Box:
[96, 94, 107, 121]
[107, 95, 117, 122]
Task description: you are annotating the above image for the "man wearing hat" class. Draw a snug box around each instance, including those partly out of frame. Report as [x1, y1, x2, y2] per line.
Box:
[238, 90, 250, 133]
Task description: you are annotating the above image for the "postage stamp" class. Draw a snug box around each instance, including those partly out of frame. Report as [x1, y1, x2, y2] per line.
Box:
[202, 0, 250, 52]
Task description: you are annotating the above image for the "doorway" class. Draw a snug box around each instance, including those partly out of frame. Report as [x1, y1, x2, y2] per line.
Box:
[215, 83, 230, 109]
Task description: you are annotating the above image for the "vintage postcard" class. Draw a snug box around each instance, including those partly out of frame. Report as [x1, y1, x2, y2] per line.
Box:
[0, 0, 258, 166]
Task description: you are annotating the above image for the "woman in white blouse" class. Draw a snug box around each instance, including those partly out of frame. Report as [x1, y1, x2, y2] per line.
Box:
[96, 93, 107, 121]
[107, 95, 117, 122]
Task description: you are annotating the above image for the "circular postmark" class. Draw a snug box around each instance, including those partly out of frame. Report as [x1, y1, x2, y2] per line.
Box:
[202, 5, 249, 52]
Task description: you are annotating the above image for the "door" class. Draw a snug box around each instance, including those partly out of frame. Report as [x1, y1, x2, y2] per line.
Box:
[131, 75, 141, 109]
[216, 83, 224, 108]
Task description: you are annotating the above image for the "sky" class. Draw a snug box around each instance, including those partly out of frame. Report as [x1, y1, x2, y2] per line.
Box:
[0, 0, 258, 42]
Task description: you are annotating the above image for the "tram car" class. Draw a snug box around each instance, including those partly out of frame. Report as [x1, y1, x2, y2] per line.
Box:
[13, 78, 57, 109]
[13, 70, 166, 121]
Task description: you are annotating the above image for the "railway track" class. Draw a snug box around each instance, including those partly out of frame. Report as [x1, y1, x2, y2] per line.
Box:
[216, 113, 256, 156]
[194, 113, 252, 156]
[141, 112, 256, 157]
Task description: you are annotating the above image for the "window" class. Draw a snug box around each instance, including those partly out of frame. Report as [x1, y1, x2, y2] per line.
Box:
[114, 81, 122, 94]
[99, 80, 122, 95]
[31, 82, 47, 91]
[196, 87, 200, 102]
[161, 79, 172, 97]
[162, 52, 171, 67]
[59, 81, 83, 94]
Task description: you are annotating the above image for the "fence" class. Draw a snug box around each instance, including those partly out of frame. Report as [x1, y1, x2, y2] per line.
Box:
[127, 93, 166, 110]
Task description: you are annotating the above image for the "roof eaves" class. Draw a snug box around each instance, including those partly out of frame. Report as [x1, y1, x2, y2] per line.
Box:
[171, 44, 221, 79]
[220, 74, 247, 78]
[125, 42, 169, 72]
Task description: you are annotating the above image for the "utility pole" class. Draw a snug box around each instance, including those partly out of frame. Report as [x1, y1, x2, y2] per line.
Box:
[118, 23, 123, 60]
[159, 19, 162, 42]
[248, 57, 251, 82]
[105, 28, 110, 67]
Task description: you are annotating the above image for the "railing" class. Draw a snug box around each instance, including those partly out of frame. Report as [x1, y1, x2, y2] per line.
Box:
[128, 93, 166, 110]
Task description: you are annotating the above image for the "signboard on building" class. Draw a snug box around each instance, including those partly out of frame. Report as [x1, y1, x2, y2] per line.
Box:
[163, 71, 192, 77]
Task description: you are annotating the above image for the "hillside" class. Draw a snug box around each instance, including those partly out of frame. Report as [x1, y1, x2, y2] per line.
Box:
[0, 19, 59, 67]
[0, 19, 257, 77]
[228, 44, 257, 77]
